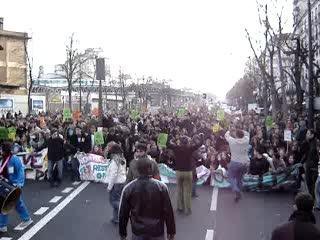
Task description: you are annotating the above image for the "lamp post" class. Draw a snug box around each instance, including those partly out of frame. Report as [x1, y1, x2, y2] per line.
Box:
[307, 0, 314, 129]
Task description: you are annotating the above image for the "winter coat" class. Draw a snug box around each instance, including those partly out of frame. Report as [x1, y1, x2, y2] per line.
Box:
[271, 210, 320, 240]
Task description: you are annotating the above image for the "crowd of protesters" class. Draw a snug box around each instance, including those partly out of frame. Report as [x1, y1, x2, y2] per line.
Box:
[1, 106, 320, 211]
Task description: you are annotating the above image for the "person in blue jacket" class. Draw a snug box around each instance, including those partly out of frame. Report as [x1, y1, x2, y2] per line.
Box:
[0, 142, 33, 233]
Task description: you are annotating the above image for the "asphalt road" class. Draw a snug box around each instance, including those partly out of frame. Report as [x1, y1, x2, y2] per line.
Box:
[0, 179, 319, 240]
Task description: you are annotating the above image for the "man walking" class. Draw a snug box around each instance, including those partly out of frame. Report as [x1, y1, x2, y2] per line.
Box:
[119, 156, 175, 240]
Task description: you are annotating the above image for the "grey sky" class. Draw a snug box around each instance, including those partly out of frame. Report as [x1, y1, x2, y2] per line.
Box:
[1, 0, 293, 99]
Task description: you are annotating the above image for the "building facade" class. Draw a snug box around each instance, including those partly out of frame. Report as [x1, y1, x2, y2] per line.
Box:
[0, 18, 30, 114]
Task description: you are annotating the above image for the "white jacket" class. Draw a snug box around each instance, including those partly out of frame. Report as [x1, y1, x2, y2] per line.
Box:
[106, 154, 127, 191]
[225, 130, 250, 164]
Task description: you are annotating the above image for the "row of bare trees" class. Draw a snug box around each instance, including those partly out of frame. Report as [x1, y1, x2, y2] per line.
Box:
[227, 1, 320, 120]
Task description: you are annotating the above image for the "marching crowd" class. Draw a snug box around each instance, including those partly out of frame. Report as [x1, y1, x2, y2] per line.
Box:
[0, 107, 320, 239]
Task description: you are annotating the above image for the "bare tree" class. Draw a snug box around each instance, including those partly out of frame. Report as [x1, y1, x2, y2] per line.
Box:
[61, 34, 80, 111]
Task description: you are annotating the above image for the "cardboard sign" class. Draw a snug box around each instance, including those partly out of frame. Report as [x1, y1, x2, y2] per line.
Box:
[265, 116, 273, 128]
[176, 108, 187, 118]
[217, 109, 225, 121]
[212, 124, 222, 133]
[94, 131, 104, 145]
[0, 127, 8, 140]
[92, 108, 100, 117]
[63, 109, 72, 121]
[7, 127, 16, 141]
[130, 110, 140, 121]
[73, 111, 81, 122]
[157, 133, 168, 148]
[284, 130, 292, 142]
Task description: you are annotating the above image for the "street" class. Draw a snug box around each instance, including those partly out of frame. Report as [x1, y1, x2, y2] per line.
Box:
[0, 179, 315, 240]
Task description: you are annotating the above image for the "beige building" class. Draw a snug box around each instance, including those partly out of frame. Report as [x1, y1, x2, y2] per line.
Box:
[0, 17, 29, 95]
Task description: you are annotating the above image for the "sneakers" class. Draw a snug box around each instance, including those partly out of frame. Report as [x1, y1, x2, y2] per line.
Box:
[18, 219, 33, 229]
[234, 192, 242, 203]
[0, 226, 7, 233]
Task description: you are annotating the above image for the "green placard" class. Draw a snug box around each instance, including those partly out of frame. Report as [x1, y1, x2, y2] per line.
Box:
[130, 110, 140, 121]
[0, 127, 8, 140]
[63, 109, 72, 121]
[217, 109, 225, 121]
[265, 116, 273, 128]
[157, 133, 168, 148]
[7, 127, 16, 141]
[176, 108, 186, 118]
[94, 131, 104, 146]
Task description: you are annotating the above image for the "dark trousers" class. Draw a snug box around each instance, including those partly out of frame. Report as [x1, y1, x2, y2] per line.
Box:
[71, 157, 80, 181]
[109, 183, 125, 222]
[305, 164, 318, 198]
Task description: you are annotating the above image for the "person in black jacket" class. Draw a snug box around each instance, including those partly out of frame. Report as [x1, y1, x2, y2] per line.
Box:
[168, 133, 203, 215]
[302, 129, 319, 198]
[271, 192, 320, 240]
[47, 130, 65, 187]
[119, 156, 175, 240]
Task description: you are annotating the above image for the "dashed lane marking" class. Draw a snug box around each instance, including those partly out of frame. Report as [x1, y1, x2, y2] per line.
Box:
[205, 229, 215, 240]
[62, 187, 73, 193]
[49, 196, 63, 203]
[34, 207, 49, 216]
[14, 220, 34, 231]
[0, 237, 13, 240]
[210, 187, 218, 211]
[17, 181, 90, 240]
[72, 181, 81, 186]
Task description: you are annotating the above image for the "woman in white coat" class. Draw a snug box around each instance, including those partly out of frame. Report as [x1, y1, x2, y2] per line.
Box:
[106, 143, 127, 224]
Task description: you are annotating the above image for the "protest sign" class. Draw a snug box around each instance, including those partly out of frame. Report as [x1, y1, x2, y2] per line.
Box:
[157, 133, 168, 148]
[94, 131, 104, 145]
[212, 124, 222, 133]
[63, 109, 72, 121]
[265, 116, 273, 128]
[0, 127, 8, 140]
[77, 153, 109, 183]
[176, 108, 186, 118]
[7, 127, 16, 141]
[130, 110, 140, 121]
[217, 109, 225, 121]
[284, 129, 292, 142]
[73, 111, 81, 122]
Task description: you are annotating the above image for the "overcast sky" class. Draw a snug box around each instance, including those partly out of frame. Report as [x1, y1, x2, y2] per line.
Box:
[1, 0, 293, 99]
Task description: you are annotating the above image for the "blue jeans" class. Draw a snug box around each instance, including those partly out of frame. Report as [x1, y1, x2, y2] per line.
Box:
[0, 194, 30, 227]
[315, 176, 320, 209]
[109, 183, 125, 222]
[227, 161, 247, 193]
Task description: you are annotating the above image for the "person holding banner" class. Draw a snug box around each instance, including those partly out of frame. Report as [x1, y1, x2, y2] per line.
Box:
[0, 142, 33, 233]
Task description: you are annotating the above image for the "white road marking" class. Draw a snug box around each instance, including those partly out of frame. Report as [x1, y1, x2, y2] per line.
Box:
[210, 187, 219, 211]
[72, 181, 81, 186]
[14, 220, 33, 231]
[17, 181, 90, 240]
[0, 237, 13, 240]
[62, 187, 73, 193]
[49, 196, 63, 203]
[34, 207, 49, 216]
[205, 229, 214, 240]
